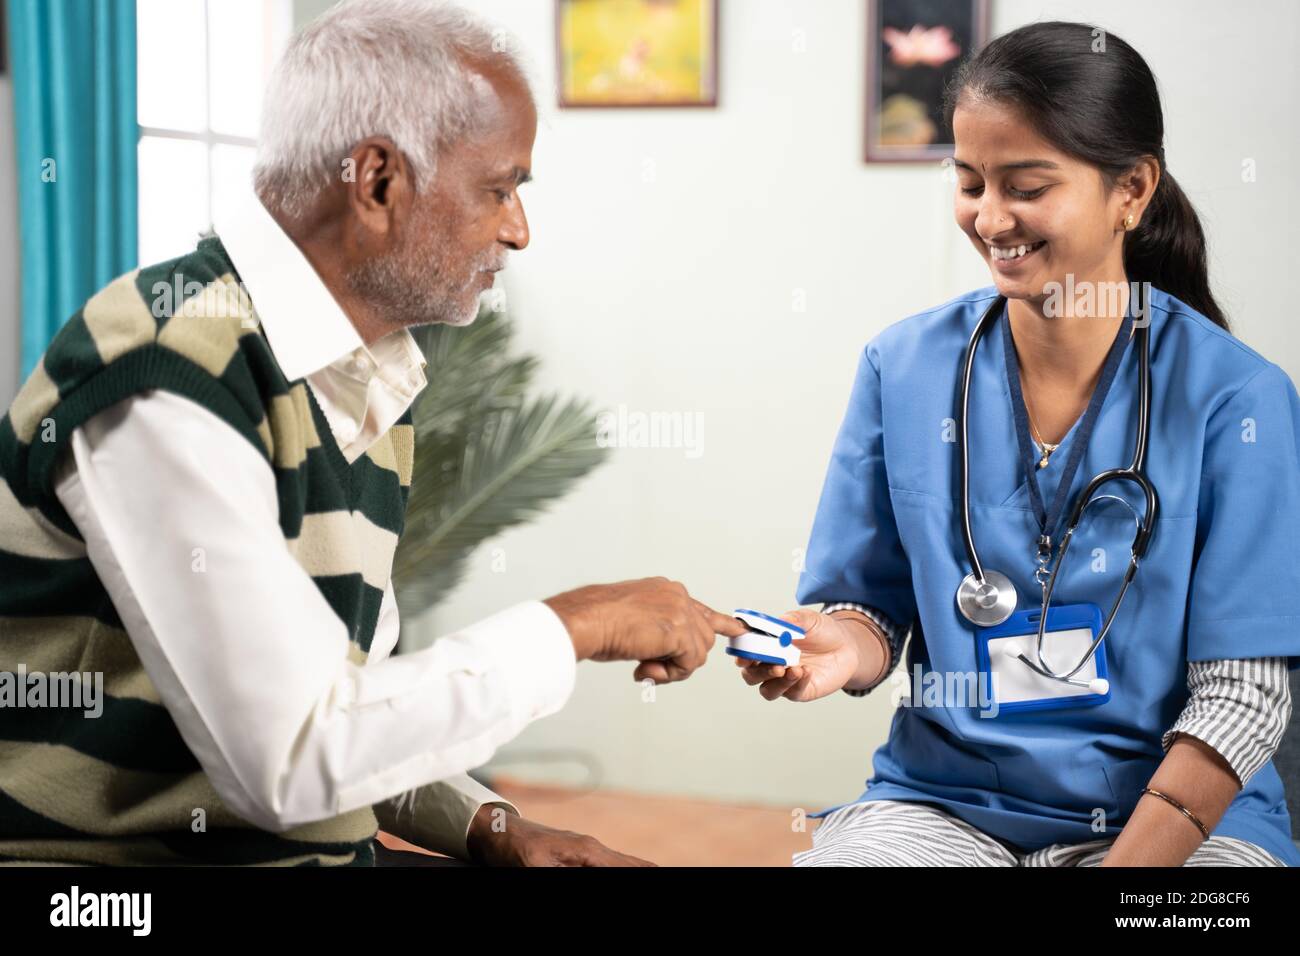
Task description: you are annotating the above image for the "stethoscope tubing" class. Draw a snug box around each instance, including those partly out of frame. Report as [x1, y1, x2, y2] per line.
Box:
[956, 289, 1161, 683]
[957, 300, 1003, 585]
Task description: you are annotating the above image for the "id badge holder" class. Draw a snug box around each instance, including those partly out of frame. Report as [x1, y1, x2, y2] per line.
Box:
[974, 603, 1112, 714]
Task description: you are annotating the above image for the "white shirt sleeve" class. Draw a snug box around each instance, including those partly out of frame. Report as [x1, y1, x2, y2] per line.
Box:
[53, 389, 576, 835]
[367, 579, 521, 858]
[373, 772, 519, 860]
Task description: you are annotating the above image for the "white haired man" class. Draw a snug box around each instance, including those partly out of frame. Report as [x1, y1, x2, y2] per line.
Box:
[0, 0, 744, 866]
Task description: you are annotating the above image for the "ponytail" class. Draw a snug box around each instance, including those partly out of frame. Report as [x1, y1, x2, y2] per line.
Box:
[1124, 170, 1227, 330]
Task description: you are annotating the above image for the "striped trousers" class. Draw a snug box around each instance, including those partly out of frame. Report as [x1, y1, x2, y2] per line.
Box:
[794, 800, 1288, 867]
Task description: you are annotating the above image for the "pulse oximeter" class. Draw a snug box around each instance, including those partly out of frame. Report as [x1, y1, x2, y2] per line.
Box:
[726, 609, 806, 666]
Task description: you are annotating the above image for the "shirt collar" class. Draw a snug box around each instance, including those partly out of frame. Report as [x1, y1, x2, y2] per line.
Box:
[213, 183, 428, 463]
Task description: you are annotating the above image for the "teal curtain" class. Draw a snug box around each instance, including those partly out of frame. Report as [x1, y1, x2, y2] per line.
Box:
[8, 0, 138, 379]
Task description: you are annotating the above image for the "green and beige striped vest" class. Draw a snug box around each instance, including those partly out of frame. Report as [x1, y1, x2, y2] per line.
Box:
[0, 236, 415, 865]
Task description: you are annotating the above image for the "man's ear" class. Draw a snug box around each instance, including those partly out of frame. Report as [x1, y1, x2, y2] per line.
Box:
[343, 136, 413, 239]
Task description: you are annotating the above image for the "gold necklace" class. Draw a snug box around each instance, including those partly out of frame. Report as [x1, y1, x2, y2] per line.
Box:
[1024, 405, 1059, 470]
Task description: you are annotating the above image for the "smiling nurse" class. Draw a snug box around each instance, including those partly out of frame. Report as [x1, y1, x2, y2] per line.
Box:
[737, 21, 1300, 866]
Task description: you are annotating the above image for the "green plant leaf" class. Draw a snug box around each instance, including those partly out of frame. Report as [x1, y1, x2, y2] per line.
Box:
[408, 310, 536, 438]
[392, 308, 609, 623]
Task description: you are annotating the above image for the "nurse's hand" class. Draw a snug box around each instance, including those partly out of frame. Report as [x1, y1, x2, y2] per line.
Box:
[544, 577, 748, 683]
[735, 609, 876, 701]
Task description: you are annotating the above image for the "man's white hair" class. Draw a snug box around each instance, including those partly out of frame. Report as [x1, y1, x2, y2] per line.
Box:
[253, 0, 530, 219]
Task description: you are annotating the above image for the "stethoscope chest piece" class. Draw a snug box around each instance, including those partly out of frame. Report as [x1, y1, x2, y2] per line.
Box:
[956, 569, 1017, 628]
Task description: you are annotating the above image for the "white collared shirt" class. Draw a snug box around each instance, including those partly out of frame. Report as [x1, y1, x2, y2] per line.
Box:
[51, 183, 577, 859]
[212, 188, 430, 463]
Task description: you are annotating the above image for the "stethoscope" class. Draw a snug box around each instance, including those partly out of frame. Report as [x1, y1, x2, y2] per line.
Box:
[954, 286, 1159, 688]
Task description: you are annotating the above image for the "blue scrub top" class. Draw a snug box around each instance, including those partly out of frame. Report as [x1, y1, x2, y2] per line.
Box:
[797, 285, 1300, 865]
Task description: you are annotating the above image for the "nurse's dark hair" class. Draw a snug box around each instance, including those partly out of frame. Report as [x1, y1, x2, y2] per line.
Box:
[944, 21, 1228, 330]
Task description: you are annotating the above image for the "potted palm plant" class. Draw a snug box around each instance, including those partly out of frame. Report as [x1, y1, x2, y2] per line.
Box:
[391, 304, 609, 642]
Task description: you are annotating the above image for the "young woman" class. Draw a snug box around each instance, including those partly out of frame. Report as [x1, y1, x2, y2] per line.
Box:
[737, 21, 1300, 866]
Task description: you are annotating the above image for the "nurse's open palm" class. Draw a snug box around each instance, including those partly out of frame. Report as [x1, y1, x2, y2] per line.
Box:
[735, 609, 859, 702]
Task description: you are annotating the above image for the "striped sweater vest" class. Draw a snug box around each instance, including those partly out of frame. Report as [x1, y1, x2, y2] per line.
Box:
[0, 236, 415, 865]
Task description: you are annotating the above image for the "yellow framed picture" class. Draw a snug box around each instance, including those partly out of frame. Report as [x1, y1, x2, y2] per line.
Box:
[556, 0, 719, 108]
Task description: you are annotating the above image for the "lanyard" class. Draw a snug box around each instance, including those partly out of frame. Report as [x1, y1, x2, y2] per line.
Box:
[999, 303, 1135, 572]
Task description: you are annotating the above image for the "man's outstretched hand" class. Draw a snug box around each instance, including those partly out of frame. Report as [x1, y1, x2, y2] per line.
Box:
[544, 577, 747, 683]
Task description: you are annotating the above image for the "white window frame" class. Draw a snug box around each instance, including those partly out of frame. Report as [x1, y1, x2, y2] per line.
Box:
[137, 0, 293, 247]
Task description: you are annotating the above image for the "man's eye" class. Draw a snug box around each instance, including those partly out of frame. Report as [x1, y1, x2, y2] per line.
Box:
[494, 189, 512, 203]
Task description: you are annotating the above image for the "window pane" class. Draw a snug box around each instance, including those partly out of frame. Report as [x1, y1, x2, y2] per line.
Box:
[209, 0, 272, 138]
[137, 0, 207, 133]
[138, 137, 210, 266]
[212, 144, 258, 212]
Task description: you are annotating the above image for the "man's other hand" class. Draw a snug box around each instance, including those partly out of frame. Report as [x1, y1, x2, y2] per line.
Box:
[466, 806, 654, 867]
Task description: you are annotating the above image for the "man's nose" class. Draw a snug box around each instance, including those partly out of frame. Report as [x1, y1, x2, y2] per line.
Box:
[499, 199, 529, 251]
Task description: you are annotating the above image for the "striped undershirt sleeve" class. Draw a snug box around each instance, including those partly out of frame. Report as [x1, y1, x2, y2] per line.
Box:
[1161, 657, 1292, 787]
[821, 602, 907, 698]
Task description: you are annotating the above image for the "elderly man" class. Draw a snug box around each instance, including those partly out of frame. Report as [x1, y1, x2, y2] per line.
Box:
[0, 0, 743, 866]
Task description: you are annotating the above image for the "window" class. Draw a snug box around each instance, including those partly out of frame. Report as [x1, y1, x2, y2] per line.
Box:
[136, 0, 293, 265]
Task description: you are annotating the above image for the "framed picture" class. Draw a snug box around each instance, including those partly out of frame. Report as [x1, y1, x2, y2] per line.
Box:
[864, 0, 990, 163]
[556, 0, 719, 108]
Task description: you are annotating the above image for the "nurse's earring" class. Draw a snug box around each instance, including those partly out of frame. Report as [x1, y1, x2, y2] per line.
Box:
[1123, 213, 1135, 230]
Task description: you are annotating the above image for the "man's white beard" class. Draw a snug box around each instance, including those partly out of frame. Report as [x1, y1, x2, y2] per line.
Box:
[346, 234, 505, 330]
[441, 247, 508, 327]
[443, 288, 490, 327]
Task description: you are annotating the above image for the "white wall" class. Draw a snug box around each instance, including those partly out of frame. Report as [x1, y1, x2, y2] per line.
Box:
[0, 62, 21, 406]
[393, 0, 1300, 810]
[293, 0, 337, 27]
